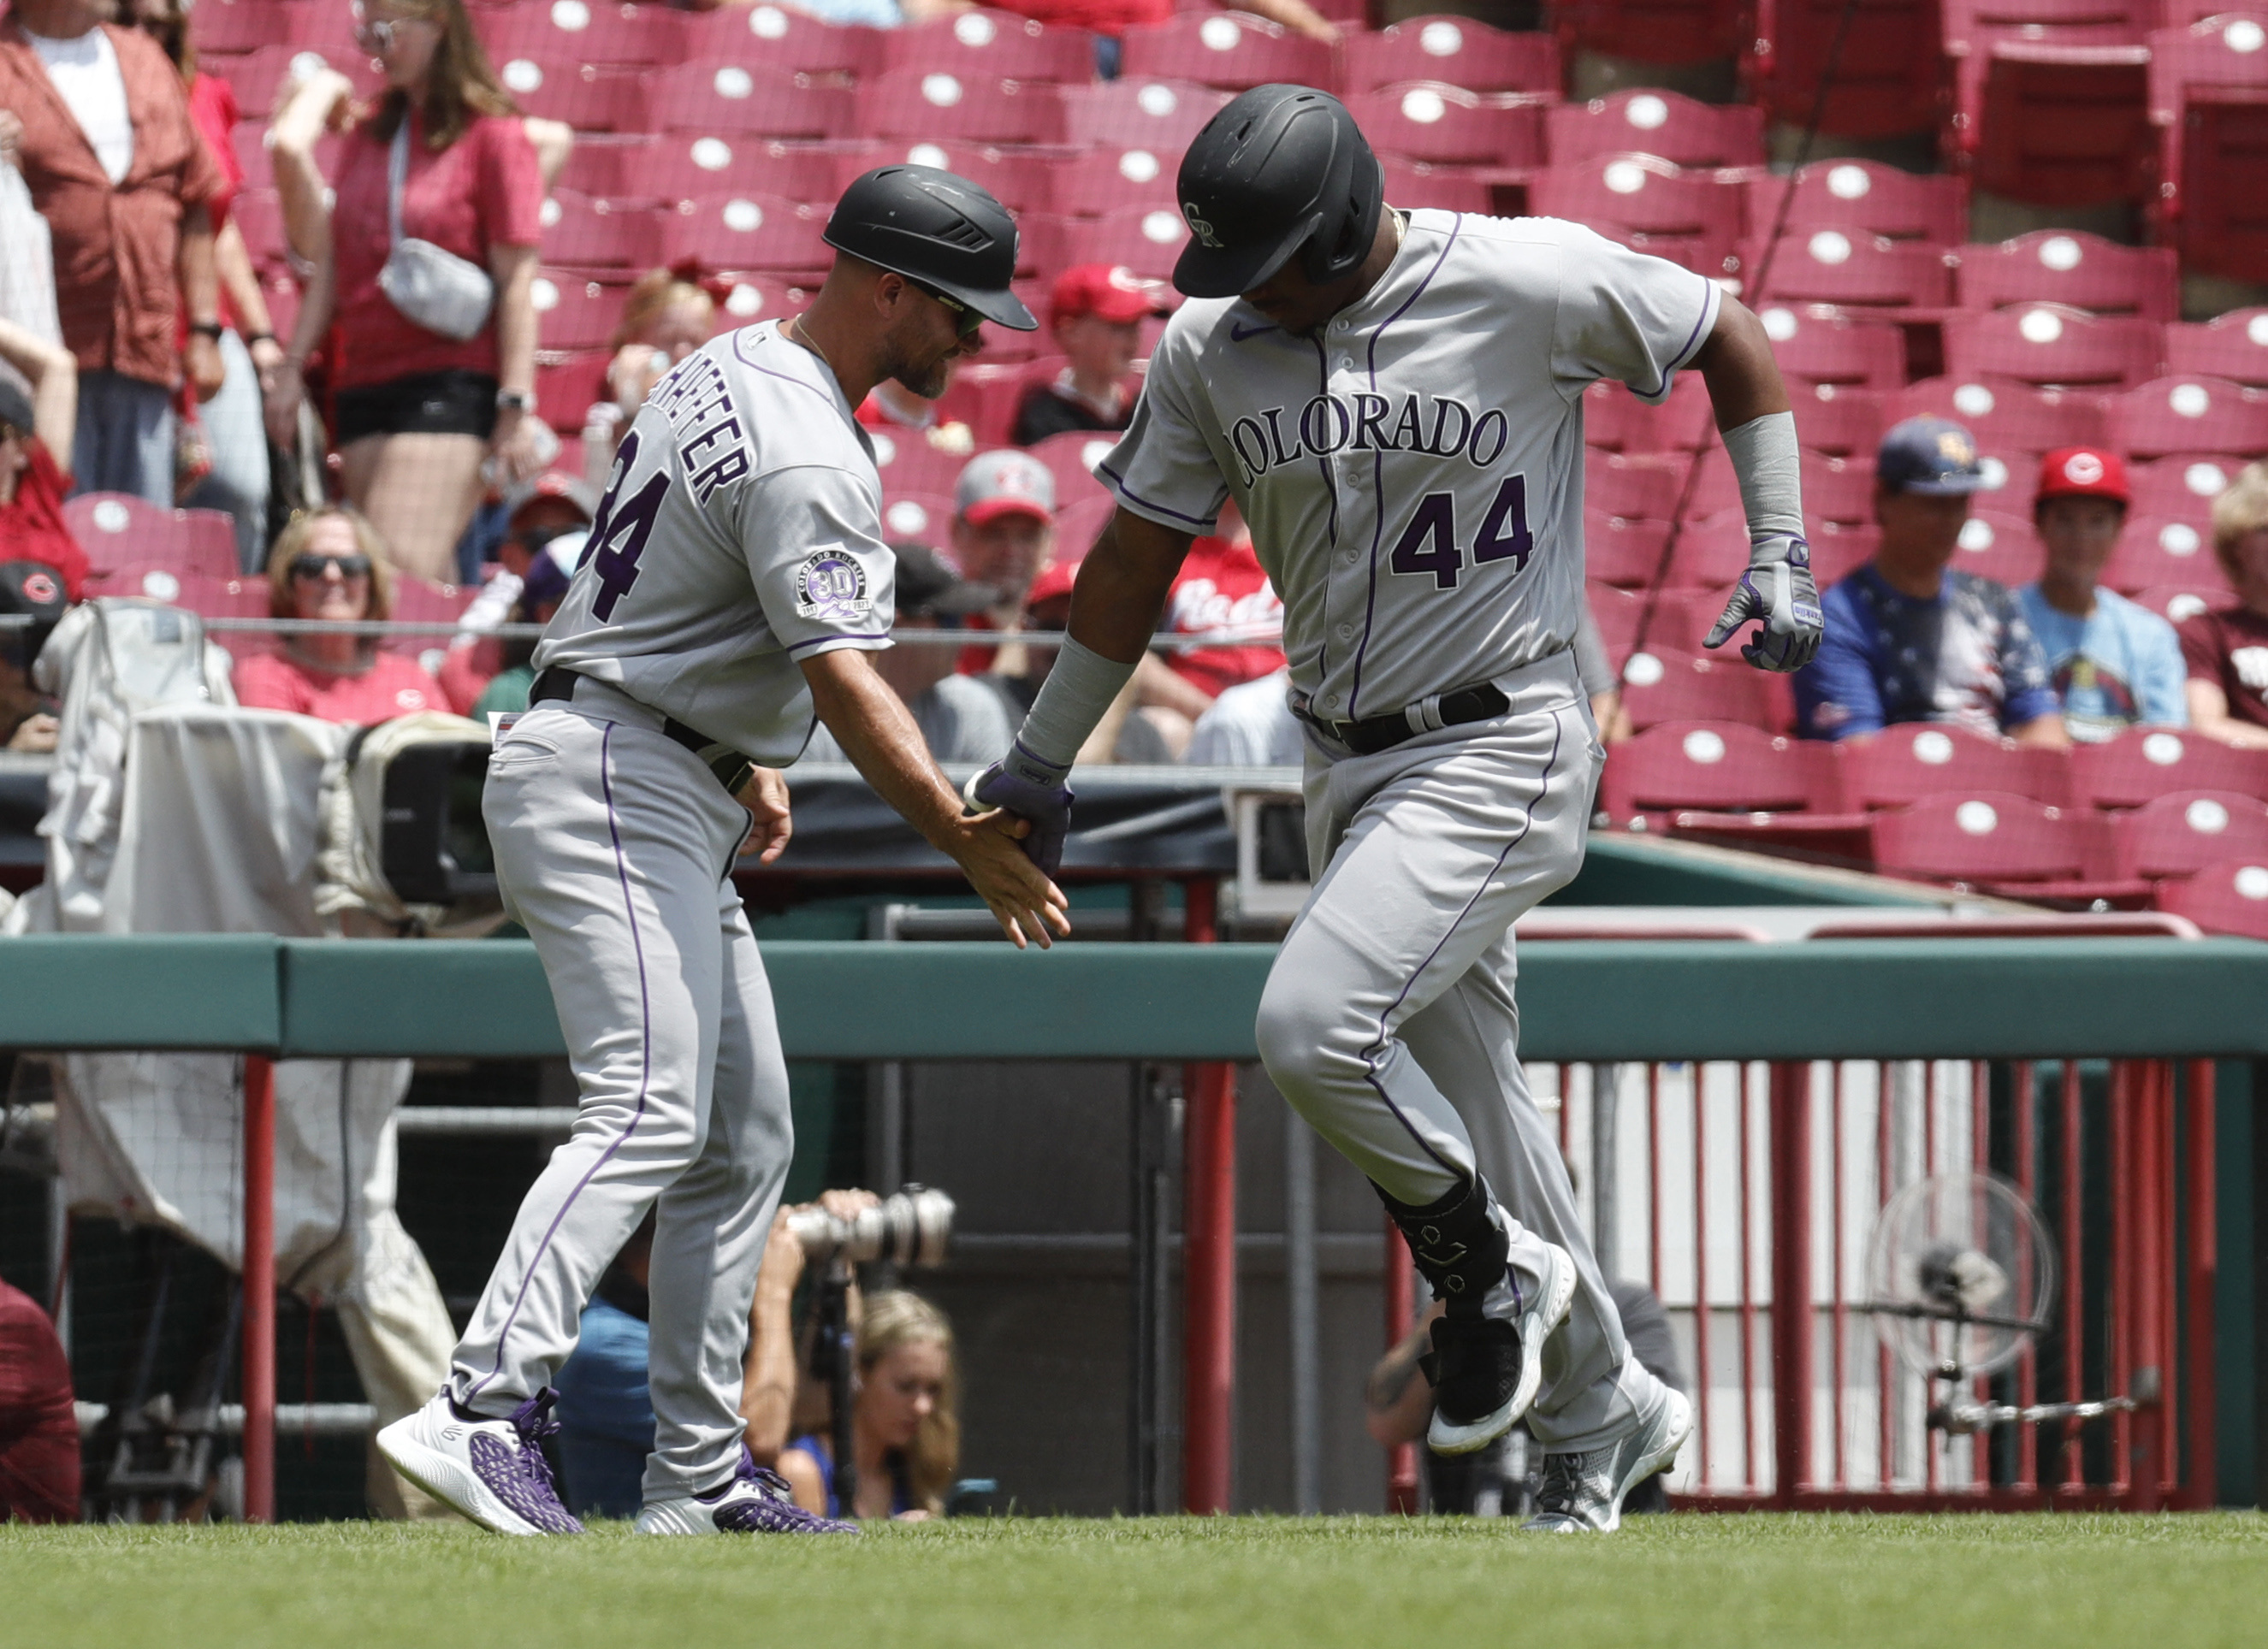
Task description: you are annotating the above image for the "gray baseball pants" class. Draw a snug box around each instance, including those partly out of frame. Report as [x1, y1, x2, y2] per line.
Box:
[1255, 648, 1665, 1453]
[448, 686, 792, 1499]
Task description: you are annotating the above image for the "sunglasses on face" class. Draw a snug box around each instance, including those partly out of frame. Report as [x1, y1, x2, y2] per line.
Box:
[354, 16, 417, 51]
[291, 553, 372, 581]
[908, 278, 984, 341]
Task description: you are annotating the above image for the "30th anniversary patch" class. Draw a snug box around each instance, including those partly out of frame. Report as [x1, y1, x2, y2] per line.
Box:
[794, 549, 872, 621]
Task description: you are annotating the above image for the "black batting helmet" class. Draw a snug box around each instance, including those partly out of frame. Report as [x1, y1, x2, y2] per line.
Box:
[1172, 84, 1384, 299]
[824, 165, 1038, 330]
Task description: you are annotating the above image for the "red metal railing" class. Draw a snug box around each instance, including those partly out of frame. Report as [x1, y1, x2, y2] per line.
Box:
[1519, 1055, 2217, 1510]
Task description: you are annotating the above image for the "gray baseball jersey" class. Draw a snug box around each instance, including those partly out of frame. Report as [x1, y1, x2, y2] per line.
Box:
[534, 321, 897, 765]
[1098, 210, 1720, 723]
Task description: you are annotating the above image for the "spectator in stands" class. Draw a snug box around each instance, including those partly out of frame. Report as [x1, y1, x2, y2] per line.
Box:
[233, 507, 448, 722]
[552, 1215, 654, 1521]
[1796, 417, 2065, 748]
[588, 264, 719, 464]
[1130, 502, 1284, 759]
[452, 526, 577, 719]
[947, 447, 1056, 672]
[1010, 263, 1166, 447]
[0, 557, 66, 751]
[261, 0, 547, 584]
[0, 313, 84, 600]
[777, 1290, 961, 1522]
[0, 0, 226, 505]
[438, 467, 593, 712]
[2181, 459, 2268, 751]
[0, 1274, 77, 1522]
[136, 0, 277, 572]
[800, 541, 1005, 764]
[2016, 447, 2187, 743]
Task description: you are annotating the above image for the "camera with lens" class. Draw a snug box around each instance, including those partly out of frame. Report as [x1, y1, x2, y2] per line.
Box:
[785, 1185, 954, 1268]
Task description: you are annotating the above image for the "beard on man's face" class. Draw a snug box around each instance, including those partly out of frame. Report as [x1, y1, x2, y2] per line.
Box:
[891, 354, 952, 400]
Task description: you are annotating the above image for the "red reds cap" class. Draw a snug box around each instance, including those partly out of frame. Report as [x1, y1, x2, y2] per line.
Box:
[505, 470, 600, 529]
[955, 448, 1055, 527]
[1024, 556, 1079, 609]
[1050, 263, 1170, 327]
[2037, 446, 2130, 505]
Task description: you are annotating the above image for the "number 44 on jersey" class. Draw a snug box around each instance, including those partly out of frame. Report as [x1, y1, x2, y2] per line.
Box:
[1388, 476, 1534, 591]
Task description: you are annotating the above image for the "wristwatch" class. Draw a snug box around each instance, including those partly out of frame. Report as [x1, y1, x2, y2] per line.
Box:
[495, 388, 536, 413]
[189, 320, 224, 340]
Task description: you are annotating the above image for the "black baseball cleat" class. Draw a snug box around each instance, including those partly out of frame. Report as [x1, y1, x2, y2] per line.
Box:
[1423, 1239, 1575, 1455]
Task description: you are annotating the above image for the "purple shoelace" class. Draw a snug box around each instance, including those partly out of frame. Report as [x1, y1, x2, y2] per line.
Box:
[465, 1388, 584, 1534]
[702, 1448, 858, 1535]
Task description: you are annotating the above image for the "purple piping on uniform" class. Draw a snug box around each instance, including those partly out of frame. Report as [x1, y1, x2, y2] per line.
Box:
[1637, 276, 1719, 402]
[467, 722, 655, 1400]
[1096, 461, 1222, 530]
[787, 629, 891, 652]
[733, 327, 849, 411]
[1357, 704, 1564, 1189]
[1347, 215, 1463, 720]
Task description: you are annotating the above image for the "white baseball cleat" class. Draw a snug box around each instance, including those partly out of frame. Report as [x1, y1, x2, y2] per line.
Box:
[375, 1386, 584, 1536]
[1522, 1386, 1695, 1534]
[637, 1445, 858, 1536]
[1425, 1240, 1578, 1456]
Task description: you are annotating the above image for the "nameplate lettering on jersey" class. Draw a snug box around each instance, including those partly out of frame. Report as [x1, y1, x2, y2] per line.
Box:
[1226, 392, 1508, 487]
[648, 353, 752, 505]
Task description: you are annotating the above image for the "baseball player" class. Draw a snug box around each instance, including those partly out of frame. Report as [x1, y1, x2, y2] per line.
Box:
[376, 166, 1068, 1537]
[973, 86, 1821, 1532]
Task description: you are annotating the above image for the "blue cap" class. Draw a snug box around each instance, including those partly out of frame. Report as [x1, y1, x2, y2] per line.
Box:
[1876, 417, 1987, 495]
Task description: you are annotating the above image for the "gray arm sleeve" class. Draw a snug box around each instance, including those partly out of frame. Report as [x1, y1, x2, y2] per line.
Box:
[1719, 410, 1804, 543]
[1016, 637, 1137, 770]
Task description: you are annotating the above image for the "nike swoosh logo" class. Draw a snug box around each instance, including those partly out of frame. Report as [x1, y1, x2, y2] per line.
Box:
[1230, 322, 1277, 341]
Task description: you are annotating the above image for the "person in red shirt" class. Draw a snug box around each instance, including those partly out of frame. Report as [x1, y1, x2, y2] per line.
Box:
[0, 1274, 78, 1523]
[0, 316, 86, 602]
[261, 0, 546, 584]
[1129, 501, 1284, 758]
[2181, 459, 2268, 750]
[1010, 263, 1167, 448]
[233, 507, 448, 724]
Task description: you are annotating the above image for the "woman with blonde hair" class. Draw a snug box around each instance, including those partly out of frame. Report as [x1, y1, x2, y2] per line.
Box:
[588, 266, 719, 463]
[778, 1289, 961, 1521]
[261, 0, 547, 582]
[232, 507, 447, 723]
[2179, 460, 2268, 749]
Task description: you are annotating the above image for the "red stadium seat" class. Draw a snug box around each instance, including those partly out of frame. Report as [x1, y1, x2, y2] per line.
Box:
[1544, 89, 1766, 169]
[586, 134, 820, 205]
[217, 44, 381, 118]
[1661, 512, 1752, 591]
[1953, 229, 2178, 320]
[1117, 13, 1336, 93]
[653, 61, 854, 139]
[880, 492, 957, 545]
[1812, 520, 1883, 587]
[1745, 158, 1969, 246]
[868, 429, 973, 500]
[542, 191, 664, 269]
[530, 269, 631, 352]
[2131, 583, 2231, 625]
[2101, 515, 2226, 594]
[554, 134, 654, 200]
[1948, 509, 2045, 586]
[879, 9, 1094, 82]
[1868, 791, 2105, 889]
[1803, 452, 1883, 525]
[1586, 451, 1691, 522]
[1617, 647, 1795, 732]
[2147, 15, 2268, 282]
[2164, 310, 2268, 389]
[685, 3, 883, 75]
[1746, 229, 1955, 310]
[1344, 17, 1559, 96]
[1756, 305, 1907, 390]
[494, 58, 653, 133]
[65, 495, 239, 583]
[1790, 382, 1887, 456]
[536, 348, 610, 434]
[663, 192, 832, 273]
[857, 67, 1067, 145]
[1068, 207, 1193, 282]
[1345, 84, 1548, 167]
[1063, 78, 1232, 150]
[481, 1, 690, 68]
[1891, 375, 2112, 454]
[1942, 0, 2154, 209]
[1526, 156, 1744, 277]
[1555, 0, 1748, 68]
[1025, 429, 1120, 513]
[1380, 160, 1498, 214]
[933, 360, 1030, 447]
[1048, 145, 1183, 217]
[1843, 722, 2074, 808]
[1939, 305, 2164, 388]
[2109, 789, 2268, 879]
[1582, 375, 1714, 454]
[1756, 0, 1942, 140]
[2102, 375, 2268, 461]
[1597, 719, 1844, 819]
[2154, 855, 2268, 937]
[200, 0, 321, 56]
[2070, 725, 2268, 810]
[1585, 513, 1676, 585]
[2126, 455, 2238, 532]
[1588, 583, 1723, 658]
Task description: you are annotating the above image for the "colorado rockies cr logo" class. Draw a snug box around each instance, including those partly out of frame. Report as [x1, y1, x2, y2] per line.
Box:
[1182, 203, 1223, 249]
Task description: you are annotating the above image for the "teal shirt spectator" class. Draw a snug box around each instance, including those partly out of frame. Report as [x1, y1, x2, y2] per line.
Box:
[474, 663, 536, 722]
[2015, 583, 2189, 742]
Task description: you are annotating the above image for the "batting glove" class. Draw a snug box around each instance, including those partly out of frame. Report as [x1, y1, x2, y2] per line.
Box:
[1704, 533, 1824, 674]
[966, 741, 1075, 879]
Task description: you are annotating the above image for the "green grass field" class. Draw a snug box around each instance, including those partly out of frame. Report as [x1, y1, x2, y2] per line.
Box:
[6, 1514, 2266, 1648]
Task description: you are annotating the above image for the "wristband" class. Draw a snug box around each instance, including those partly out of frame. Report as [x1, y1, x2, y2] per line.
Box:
[1015, 635, 1136, 769]
[1720, 410, 1804, 546]
[246, 331, 277, 347]
[189, 321, 224, 341]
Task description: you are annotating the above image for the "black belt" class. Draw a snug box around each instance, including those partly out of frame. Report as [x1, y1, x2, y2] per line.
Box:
[1296, 683, 1512, 757]
[530, 667, 755, 795]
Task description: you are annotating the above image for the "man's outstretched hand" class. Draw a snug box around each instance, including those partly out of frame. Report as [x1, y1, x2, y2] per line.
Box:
[966, 743, 1075, 879]
[1704, 533, 1824, 673]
